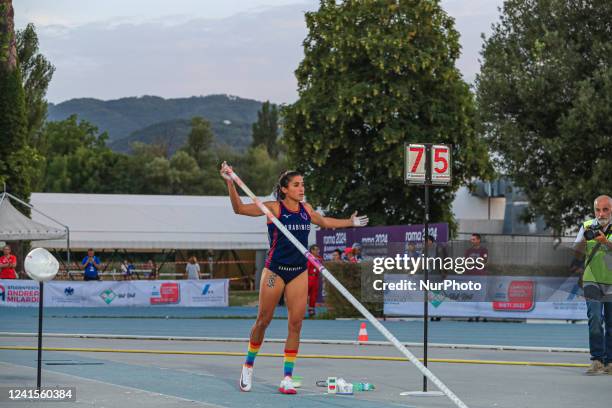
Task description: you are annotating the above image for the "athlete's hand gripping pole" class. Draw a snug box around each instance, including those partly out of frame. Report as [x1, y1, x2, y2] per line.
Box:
[222, 162, 470, 408]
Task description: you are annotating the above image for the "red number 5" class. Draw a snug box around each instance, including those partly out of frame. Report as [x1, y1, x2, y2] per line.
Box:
[433, 148, 448, 173]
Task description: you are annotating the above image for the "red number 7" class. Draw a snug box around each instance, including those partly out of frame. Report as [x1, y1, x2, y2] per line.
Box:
[410, 147, 424, 172]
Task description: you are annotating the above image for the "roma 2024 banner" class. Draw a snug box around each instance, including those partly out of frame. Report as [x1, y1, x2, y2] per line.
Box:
[316, 223, 449, 260]
[0, 279, 229, 307]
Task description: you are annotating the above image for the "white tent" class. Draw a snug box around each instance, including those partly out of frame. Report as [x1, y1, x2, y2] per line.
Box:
[0, 193, 66, 241]
[30, 193, 274, 250]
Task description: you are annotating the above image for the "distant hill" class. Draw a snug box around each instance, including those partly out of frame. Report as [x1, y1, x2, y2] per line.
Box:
[108, 118, 253, 155]
[47, 94, 263, 152]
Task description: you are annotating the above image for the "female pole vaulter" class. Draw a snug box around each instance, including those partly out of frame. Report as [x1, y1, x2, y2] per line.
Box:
[220, 162, 368, 394]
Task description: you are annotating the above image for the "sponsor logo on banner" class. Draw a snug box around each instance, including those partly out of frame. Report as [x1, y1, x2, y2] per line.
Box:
[190, 281, 226, 305]
[493, 280, 535, 311]
[98, 288, 136, 305]
[50, 285, 83, 305]
[150, 283, 180, 305]
[0, 283, 39, 304]
[100, 289, 117, 305]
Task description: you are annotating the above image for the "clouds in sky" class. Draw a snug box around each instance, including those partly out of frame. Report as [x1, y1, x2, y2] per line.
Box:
[14, 0, 503, 104]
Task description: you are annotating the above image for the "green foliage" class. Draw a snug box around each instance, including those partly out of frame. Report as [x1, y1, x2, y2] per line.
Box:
[36, 115, 282, 197]
[476, 0, 612, 233]
[283, 0, 491, 228]
[39, 115, 122, 193]
[109, 117, 254, 155]
[184, 117, 214, 162]
[234, 145, 288, 196]
[16, 23, 55, 144]
[0, 2, 37, 209]
[252, 101, 280, 158]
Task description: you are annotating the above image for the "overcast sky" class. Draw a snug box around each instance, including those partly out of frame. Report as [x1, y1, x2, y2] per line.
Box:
[14, 0, 504, 104]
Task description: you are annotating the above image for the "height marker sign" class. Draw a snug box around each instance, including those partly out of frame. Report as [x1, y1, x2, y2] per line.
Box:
[405, 143, 452, 185]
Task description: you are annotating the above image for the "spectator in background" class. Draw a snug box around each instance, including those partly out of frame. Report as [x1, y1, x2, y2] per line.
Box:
[121, 259, 136, 280]
[463, 233, 489, 322]
[186, 256, 201, 280]
[146, 259, 157, 280]
[307, 245, 323, 318]
[344, 247, 357, 263]
[405, 241, 421, 258]
[464, 233, 489, 275]
[331, 249, 343, 262]
[0, 245, 18, 279]
[352, 243, 364, 262]
[82, 249, 101, 281]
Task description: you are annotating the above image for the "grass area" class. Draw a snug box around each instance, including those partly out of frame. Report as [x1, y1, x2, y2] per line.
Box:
[229, 290, 259, 307]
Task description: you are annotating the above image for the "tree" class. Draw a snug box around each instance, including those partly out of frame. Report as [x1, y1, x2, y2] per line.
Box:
[16, 23, 55, 145]
[0, 0, 39, 208]
[476, 0, 612, 234]
[237, 145, 287, 196]
[39, 115, 122, 193]
[252, 101, 280, 158]
[283, 0, 491, 227]
[184, 116, 214, 160]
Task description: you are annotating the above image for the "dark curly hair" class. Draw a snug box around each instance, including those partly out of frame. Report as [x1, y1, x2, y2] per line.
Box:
[275, 170, 302, 200]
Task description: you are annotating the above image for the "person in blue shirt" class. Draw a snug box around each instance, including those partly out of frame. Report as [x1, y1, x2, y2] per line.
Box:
[405, 241, 421, 258]
[82, 248, 101, 281]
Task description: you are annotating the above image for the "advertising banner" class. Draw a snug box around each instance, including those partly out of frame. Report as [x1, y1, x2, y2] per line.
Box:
[316, 223, 449, 260]
[383, 275, 587, 320]
[0, 280, 41, 307]
[0, 279, 229, 308]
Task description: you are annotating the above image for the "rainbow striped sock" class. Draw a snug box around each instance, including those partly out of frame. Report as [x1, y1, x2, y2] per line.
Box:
[283, 349, 298, 377]
[244, 341, 261, 367]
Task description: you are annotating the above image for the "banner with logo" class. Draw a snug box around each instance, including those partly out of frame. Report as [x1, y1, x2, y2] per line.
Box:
[0, 280, 41, 306]
[316, 223, 449, 260]
[383, 275, 587, 320]
[0, 279, 229, 308]
[182, 279, 229, 307]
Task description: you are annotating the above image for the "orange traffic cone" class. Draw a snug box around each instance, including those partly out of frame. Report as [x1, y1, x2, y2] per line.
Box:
[357, 322, 368, 343]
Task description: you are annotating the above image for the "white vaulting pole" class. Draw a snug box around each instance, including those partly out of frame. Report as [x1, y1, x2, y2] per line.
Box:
[226, 167, 469, 408]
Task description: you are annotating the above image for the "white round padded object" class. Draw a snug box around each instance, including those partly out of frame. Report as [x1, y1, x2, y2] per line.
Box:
[24, 248, 59, 282]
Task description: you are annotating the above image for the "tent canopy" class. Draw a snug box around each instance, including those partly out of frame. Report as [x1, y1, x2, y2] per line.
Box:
[30, 193, 278, 250]
[0, 194, 67, 241]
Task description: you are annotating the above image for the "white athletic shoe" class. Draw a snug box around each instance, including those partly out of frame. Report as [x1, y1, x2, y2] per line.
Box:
[239, 364, 253, 391]
[278, 376, 297, 395]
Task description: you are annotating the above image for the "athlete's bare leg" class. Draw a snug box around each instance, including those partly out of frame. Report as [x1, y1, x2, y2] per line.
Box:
[283, 270, 308, 351]
[250, 268, 286, 344]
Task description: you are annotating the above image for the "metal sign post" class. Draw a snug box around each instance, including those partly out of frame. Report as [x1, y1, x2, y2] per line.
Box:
[401, 143, 452, 397]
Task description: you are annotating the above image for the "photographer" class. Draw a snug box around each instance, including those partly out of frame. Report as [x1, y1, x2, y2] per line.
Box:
[575, 195, 612, 375]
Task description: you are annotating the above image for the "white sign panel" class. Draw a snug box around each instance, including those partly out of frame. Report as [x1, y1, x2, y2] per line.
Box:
[405, 144, 426, 184]
[431, 144, 451, 185]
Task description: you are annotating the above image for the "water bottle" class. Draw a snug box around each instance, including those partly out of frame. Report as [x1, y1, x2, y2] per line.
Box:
[352, 382, 375, 391]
